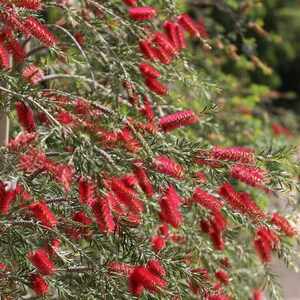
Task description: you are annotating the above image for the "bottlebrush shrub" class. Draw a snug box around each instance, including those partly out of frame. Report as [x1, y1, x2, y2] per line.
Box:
[0, 1, 299, 299]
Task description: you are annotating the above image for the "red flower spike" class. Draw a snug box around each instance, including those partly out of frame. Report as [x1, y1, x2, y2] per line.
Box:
[122, 0, 137, 6]
[78, 177, 95, 205]
[14, 0, 42, 10]
[240, 192, 265, 222]
[163, 22, 180, 51]
[15, 102, 35, 133]
[0, 29, 27, 62]
[108, 263, 134, 276]
[23, 17, 58, 47]
[209, 230, 225, 251]
[153, 156, 185, 180]
[0, 46, 9, 69]
[210, 209, 227, 233]
[129, 7, 157, 21]
[6, 132, 38, 152]
[206, 294, 231, 300]
[139, 95, 155, 120]
[191, 172, 207, 184]
[118, 212, 141, 227]
[253, 236, 271, 263]
[152, 32, 177, 56]
[146, 260, 166, 277]
[139, 40, 157, 61]
[112, 178, 145, 214]
[270, 213, 297, 237]
[129, 271, 144, 296]
[91, 197, 115, 233]
[176, 24, 187, 49]
[73, 211, 93, 236]
[30, 274, 48, 297]
[0, 182, 16, 215]
[133, 266, 167, 293]
[231, 164, 268, 188]
[178, 14, 200, 37]
[121, 173, 138, 188]
[118, 129, 141, 153]
[44, 238, 60, 258]
[152, 235, 165, 253]
[140, 62, 160, 78]
[1, 11, 28, 34]
[28, 249, 56, 275]
[145, 77, 168, 95]
[152, 46, 173, 65]
[251, 289, 262, 300]
[132, 160, 154, 196]
[215, 270, 230, 285]
[159, 110, 198, 132]
[256, 226, 279, 250]
[159, 195, 182, 228]
[165, 184, 183, 208]
[22, 64, 45, 85]
[220, 258, 231, 268]
[211, 146, 255, 164]
[192, 188, 223, 211]
[199, 218, 211, 234]
[29, 201, 57, 229]
[158, 223, 169, 237]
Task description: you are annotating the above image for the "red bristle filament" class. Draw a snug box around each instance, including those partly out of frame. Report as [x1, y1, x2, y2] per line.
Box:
[22, 64, 45, 85]
[158, 223, 169, 237]
[132, 160, 154, 196]
[163, 22, 180, 51]
[129, 7, 157, 21]
[1, 11, 27, 34]
[0, 29, 26, 62]
[91, 197, 115, 233]
[73, 211, 93, 236]
[0, 45, 9, 69]
[44, 238, 60, 258]
[178, 14, 200, 37]
[210, 209, 227, 233]
[78, 177, 95, 204]
[220, 258, 231, 268]
[192, 188, 223, 210]
[209, 230, 225, 251]
[23, 17, 58, 47]
[118, 212, 141, 227]
[28, 249, 56, 275]
[30, 274, 48, 297]
[131, 266, 167, 293]
[121, 173, 138, 188]
[151, 235, 165, 253]
[140, 62, 160, 78]
[159, 193, 182, 228]
[29, 201, 58, 229]
[256, 227, 279, 250]
[206, 294, 230, 300]
[118, 129, 140, 153]
[129, 271, 144, 296]
[253, 236, 271, 263]
[145, 77, 168, 95]
[159, 110, 198, 132]
[14, 0, 42, 10]
[152, 46, 173, 65]
[239, 192, 265, 222]
[212, 146, 255, 164]
[15, 102, 36, 133]
[215, 270, 230, 285]
[191, 172, 207, 184]
[0, 182, 16, 215]
[252, 289, 262, 300]
[166, 184, 183, 208]
[146, 260, 165, 278]
[122, 0, 136, 6]
[231, 164, 268, 188]
[176, 24, 187, 49]
[152, 32, 177, 55]
[153, 156, 185, 180]
[6, 132, 38, 151]
[139, 40, 157, 61]
[139, 95, 155, 120]
[199, 218, 210, 234]
[112, 178, 144, 214]
[108, 263, 134, 276]
[270, 213, 296, 237]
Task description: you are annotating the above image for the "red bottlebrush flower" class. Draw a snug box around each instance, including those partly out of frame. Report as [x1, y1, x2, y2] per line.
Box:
[29, 201, 57, 229]
[23, 17, 58, 47]
[0, 181, 17, 215]
[199, 218, 211, 234]
[0, 29, 27, 62]
[74, 31, 85, 45]
[118, 128, 141, 153]
[165, 184, 183, 208]
[140, 62, 160, 78]
[163, 22, 180, 51]
[30, 274, 48, 297]
[152, 235, 165, 253]
[215, 270, 230, 285]
[139, 95, 155, 120]
[122, 173, 138, 188]
[44, 238, 60, 258]
[132, 160, 154, 196]
[178, 14, 200, 37]
[139, 40, 157, 61]
[108, 263, 134, 276]
[231, 164, 268, 188]
[132, 266, 167, 293]
[1, 11, 27, 33]
[153, 156, 185, 180]
[145, 77, 168, 95]
[129, 7, 157, 21]
[22, 64, 45, 84]
[152, 45, 173, 65]
[0, 46, 9, 69]
[192, 188, 223, 211]
[176, 24, 187, 49]
[209, 230, 225, 251]
[14, 0, 42, 10]
[6, 132, 38, 152]
[253, 236, 271, 263]
[159, 194, 182, 228]
[256, 226, 279, 250]
[211, 146, 255, 164]
[146, 260, 165, 277]
[240, 192, 265, 222]
[112, 178, 144, 214]
[129, 271, 144, 296]
[122, 0, 136, 6]
[158, 223, 169, 237]
[270, 213, 296, 237]
[197, 19, 208, 38]
[122, 80, 139, 105]
[206, 294, 230, 300]
[15, 102, 35, 133]
[220, 258, 231, 268]
[251, 289, 262, 300]
[159, 110, 198, 132]
[91, 197, 115, 233]
[78, 177, 95, 205]
[191, 172, 207, 184]
[51, 164, 73, 192]
[73, 211, 93, 236]
[210, 209, 227, 233]
[118, 211, 142, 227]
[152, 32, 177, 55]
[28, 249, 56, 275]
